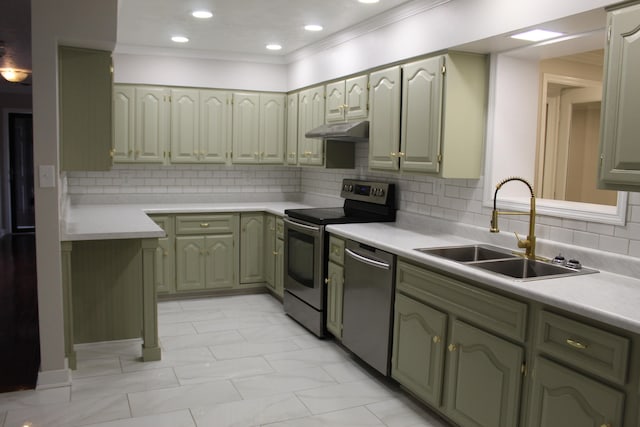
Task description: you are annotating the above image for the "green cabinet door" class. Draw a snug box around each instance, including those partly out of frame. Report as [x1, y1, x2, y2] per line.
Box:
[155, 236, 175, 294]
[232, 92, 261, 163]
[240, 213, 265, 284]
[297, 85, 325, 165]
[326, 261, 344, 339]
[135, 86, 169, 163]
[286, 93, 299, 165]
[264, 215, 276, 290]
[274, 238, 284, 298]
[445, 320, 524, 427]
[599, 3, 640, 190]
[527, 357, 624, 427]
[175, 236, 205, 291]
[369, 66, 402, 171]
[170, 88, 200, 163]
[113, 85, 136, 162]
[204, 234, 235, 289]
[59, 46, 113, 171]
[391, 293, 447, 406]
[260, 93, 286, 164]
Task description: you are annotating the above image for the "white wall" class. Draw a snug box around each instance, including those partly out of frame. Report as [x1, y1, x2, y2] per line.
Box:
[31, 0, 117, 388]
[114, 54, 288, 92]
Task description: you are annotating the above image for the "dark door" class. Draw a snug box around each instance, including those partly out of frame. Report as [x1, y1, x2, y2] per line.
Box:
[9, 113, 35, 232]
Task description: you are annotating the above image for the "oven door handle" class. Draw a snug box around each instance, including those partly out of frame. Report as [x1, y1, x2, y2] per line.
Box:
[345, 248, 391, 270]
[284, 218, 321, 233]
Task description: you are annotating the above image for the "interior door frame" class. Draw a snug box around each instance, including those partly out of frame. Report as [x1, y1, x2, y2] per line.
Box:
[1, 108, 33, 235]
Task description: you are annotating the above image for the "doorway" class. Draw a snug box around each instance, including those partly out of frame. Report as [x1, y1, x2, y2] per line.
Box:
[8, 112, 35, 232]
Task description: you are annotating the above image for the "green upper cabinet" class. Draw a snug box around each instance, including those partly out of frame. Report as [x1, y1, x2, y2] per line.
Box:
[113, 85, 169, 163]
[59, 46, 113, 171]
[171, 89, 230, 164]
[527, 357, 625, 427]
[325, 75, 368, 123]
[297, 85, 325, 166]
[232, 93, 285, 164]
[368, 66, 402, 171]
[370, 52, 487, 178]
[240, 213, 265, 284]
[135, 86, 170, 163]
[286, 93, 299, 165]
[599, 2, 640, 190]
[259, 93, 286, 164]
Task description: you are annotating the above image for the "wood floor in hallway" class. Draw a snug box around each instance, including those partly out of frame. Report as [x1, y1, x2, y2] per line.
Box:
[0, 233, 40, 393]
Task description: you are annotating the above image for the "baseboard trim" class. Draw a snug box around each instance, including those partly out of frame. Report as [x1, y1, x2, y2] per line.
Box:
[36, 365, 72, 390]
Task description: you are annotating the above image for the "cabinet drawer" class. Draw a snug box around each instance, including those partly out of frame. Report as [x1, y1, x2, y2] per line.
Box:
[536, 310, 630, 385]
[276, 217, 284, 240]
[175, 214, 235, 235]
[328, 236, 345, 265]
[396, 260, 527, 342]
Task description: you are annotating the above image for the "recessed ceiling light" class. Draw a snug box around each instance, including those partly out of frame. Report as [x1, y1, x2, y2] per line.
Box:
[358, 0, 380, 3]
[171, 36, 189, 43]
[510, 29, 564, 42]
[266, 44, 282, 51]
[192, 10, 213, 19]
[304, 24, 323, 32]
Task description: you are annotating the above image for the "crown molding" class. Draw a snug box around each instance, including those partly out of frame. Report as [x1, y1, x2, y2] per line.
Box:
[113, 44, 288, 65]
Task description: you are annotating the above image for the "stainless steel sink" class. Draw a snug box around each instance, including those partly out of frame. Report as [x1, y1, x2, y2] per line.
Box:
[415, 244, 518, 263]
[470, 258, 598, 281]
[415, 244, 598, 281]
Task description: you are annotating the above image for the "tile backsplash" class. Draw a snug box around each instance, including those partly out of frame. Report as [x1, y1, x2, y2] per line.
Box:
[67, 144, 640, 259]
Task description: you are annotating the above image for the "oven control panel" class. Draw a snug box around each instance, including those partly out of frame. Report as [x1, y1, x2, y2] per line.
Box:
[340, 179, 395, 205]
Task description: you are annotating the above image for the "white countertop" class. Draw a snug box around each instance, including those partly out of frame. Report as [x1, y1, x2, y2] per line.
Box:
[61, 201, 640, 335]
[327, 222, 640, 336]
[60, 202, 315, 241]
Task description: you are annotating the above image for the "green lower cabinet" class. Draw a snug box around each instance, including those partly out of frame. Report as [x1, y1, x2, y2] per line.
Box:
[444, 320, 524, 427]
[326, 261, 344, 339]
[274, 238, 284, 297]
[391, 293, 447, 406]
[240, 213, 265, 284]
[151, 215, 175, 294]
[527, 357, 624, 427]
[264, 214, 277, 291]
[176, 235, 234, 291]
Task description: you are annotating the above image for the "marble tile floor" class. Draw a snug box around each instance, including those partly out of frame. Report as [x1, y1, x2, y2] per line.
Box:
[0, 293, 451, 427]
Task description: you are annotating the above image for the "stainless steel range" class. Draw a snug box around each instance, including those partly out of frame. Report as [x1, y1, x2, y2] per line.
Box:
[283, 179, 396, 337]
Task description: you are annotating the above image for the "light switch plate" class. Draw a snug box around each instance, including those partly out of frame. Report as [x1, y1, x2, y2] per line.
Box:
[39, 165, 56, 188]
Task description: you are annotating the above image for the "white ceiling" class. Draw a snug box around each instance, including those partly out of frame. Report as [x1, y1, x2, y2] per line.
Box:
[116, 0, 426, 60]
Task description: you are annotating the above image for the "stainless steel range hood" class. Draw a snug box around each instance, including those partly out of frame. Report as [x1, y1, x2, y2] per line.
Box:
[305, 120, 369, 142]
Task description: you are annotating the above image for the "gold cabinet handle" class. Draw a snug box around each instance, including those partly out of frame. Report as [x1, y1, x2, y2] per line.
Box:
[273, 251, 279, 255]
[109, 148, 116, 158]
[600, 424, 612, 427]
[448, 344, 457, 352]
[200, 223, 210, 228]
[432, 336, 441, 344]
[390, 152, 397, 157]
[324, 277, 331, 285]
[163, 250, 168, 257]
[566, 338, 588, 350]
[398, 152, 405, 157]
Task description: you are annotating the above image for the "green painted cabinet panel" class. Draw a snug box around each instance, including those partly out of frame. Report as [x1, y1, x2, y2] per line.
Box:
[176, 236, 206, 291]
[232, 92, 261, 163]
[275, 238, 284, 298]
[113, 85, 136, 162]
[325, 75, 368, 123]
[200, 89, 231, 164]
[286, 93, 299, 165]
[135, 86, 170, 163]
[265, 214, 277, 290]
[445, 320, 524, 427]
[599, 3, 640, 190]
[527, 357, 625, 427]
[59, 46, 113, 171]
[326, 261, 344, 339]
[401, 56, 444, 174]
[297, 85, 325, 165]
[260, 93, 286, 164]
[151, 215, 175, 294]
[204, 234, 235, 289]
[240, 213, 265, 284]
[391, 293, 447, 406]
[170, 88, 200, 163]
[368, 66, 402, 171]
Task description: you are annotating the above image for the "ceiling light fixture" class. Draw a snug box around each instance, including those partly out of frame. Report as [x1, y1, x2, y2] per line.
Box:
[510, 29, 565, 42]
[266, 44, 282, 51]
[0, 68, 30, 83]
[358, 0, 380, 4]
[192, 10, 213, 19]
[304, 24, 323, 32]
[171, 36, 189, 43]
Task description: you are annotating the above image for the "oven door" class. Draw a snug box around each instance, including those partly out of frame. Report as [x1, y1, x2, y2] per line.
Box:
[283, 217, 324, 310]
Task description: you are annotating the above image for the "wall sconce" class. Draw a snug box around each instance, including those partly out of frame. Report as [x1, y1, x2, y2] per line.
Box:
[0, 68, 30, 83]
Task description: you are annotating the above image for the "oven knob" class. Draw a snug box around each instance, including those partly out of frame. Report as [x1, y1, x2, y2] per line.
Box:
[348, 184, 353, 192]
[377, 188, 385, 197]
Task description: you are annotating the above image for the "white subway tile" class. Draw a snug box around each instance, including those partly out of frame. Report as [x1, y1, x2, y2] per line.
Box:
[599, 235, 629, 255]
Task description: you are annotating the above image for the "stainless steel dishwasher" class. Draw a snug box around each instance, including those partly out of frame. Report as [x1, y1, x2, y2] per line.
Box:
[342, 239, 396, 376]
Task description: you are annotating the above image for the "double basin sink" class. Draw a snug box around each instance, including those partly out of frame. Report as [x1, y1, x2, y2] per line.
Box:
[416, 244, 598, 281]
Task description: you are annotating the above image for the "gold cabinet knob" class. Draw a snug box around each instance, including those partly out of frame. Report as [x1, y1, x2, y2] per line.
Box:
[200, 223, 210, 228]
[273, 251, 279, 255]
[566, 338, 588, 350]
[600, 424, 612, 427]
[163, 250, 168, 257]
[324, 277, 330, 285]
[448, 344, 457, 352]
[390, 152, 397, 157]
[432, 336, 441, 344]
[398, 152, 406, 157]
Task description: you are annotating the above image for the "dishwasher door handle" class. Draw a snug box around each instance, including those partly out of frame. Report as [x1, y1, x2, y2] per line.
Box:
[345, 248, 391, 270]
